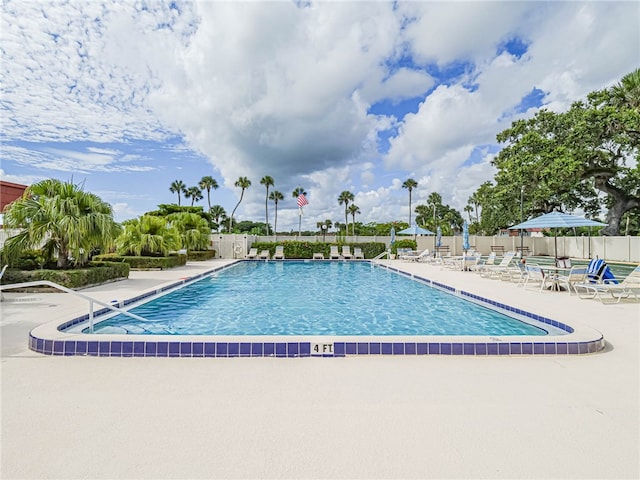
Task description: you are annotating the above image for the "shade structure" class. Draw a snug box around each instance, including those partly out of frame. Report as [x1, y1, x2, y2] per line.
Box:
[508, 211, 607, 230]
[462, 221, 470, 251]
[509, 211, 606, 259]
[390, 227, 396, 246]
[397, 225, 434, 236]
[436, 226, 442, 247]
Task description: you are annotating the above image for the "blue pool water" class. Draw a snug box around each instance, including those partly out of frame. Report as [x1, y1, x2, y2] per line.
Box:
[90, 261, 549, 336]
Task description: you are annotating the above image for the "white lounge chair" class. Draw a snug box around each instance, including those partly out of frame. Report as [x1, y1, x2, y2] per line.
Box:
[481, 251, 516, 279]
[353, 247, 364, 259]
[471, 252, 496, 273]
[313, 252, 325, 260]
[257, 250, 270, 260]
[273, 245, 285, 260]
[341, 246, 352, 259]
[400, 248, 428, 261]
[574, 265, 640, 303]
[329, 245, 341, 260]
[245, 248, 258, 259]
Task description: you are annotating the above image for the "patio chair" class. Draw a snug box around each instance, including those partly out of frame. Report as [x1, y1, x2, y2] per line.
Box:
[556, 266, 588, 294]
[329, 245, 341, 260]
[353, 247, 365, 259]
[522, 264, 550, 291]
[400, 248, 428, 261]
[574, 265, 640, 303]
[257, 250, 270, 260]
[273, 245, 285, 260]
[313, 252, 325, 260]
[500, 260, 527, 284]
[342, 245, 353, 259]
[245, 248, 258, 259]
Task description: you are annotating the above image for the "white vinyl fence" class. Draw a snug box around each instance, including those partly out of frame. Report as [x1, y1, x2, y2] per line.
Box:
[1, 229, 637, 264]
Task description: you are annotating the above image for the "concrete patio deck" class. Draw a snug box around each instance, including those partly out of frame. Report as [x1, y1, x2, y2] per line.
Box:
[1, 259, 638, 479]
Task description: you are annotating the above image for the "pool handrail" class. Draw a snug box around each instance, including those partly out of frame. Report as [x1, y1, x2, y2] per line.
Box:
[0, 279, 150, 332]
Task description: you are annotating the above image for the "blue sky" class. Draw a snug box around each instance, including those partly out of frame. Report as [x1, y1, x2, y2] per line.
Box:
[1, 1, 638, 231]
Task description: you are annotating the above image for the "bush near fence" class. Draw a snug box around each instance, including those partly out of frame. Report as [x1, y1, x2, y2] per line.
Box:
[249, 241, 386, 259]
[390, 239, 417, 254]
[92, 253, 187, 270]
[1, 261, 129, 290]
[187, 250, 216, 261]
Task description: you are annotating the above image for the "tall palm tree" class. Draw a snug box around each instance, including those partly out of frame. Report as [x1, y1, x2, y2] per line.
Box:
[210, 205, 226, 232]
[347, 204, 360, 235]
[169, 180, 186, 206]
[260, 176, 275, 235]
[337, 190, 354, 234]
[2, 179, 119, 268]
[228, 177, 251, 232]
[198, 176, 219, 212]
[269, 190, 284, 234]
[402, 178, 418, 226]
[463, 205, 474, 222]
[292, 187, 307, 235]
[185, 186, 203, 206]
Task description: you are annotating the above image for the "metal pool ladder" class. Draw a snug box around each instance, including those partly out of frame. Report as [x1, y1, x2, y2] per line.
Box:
[0, 279, 149, 333]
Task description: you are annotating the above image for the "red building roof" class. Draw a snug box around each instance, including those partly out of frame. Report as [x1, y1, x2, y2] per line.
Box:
[1, 180, 28, 210]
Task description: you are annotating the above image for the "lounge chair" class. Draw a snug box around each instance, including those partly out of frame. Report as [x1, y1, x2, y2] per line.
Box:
[353, 247, 364, 259]
[574, 265, 640, 303]
[313, 252, 325, 260]
[257, 250, 270, 260]
[500, 260, 527, 285]
[400, 248, 428, 261]
[471, 252, 496, 273]
[245, 248, 258, 259]
[273, 245, 285, 260]
[480, 251, 516, 278]
[341, 246, 352, 259]
[329, 245, 341, 260]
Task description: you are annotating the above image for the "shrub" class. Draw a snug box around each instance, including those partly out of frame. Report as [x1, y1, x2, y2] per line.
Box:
[391, 239, 417, 254]
[248, 241, 386, 259]
[0, 261, 129, 290]
[187, 250, 216, 261]
[92, 254, 187, 269]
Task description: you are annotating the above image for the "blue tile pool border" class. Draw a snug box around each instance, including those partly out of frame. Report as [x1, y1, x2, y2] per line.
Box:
[29, 261, 605, 357]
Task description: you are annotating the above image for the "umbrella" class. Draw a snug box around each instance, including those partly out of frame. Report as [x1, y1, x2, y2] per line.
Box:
[462, 221, 470, 252]
[436, 226, 442, 247]
[509, 212, 606, 259]
[390, 226, 396, 250]
[397, 225, 434, 236]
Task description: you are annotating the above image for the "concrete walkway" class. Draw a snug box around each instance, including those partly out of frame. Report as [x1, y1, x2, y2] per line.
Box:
[1, 259, 638, 479]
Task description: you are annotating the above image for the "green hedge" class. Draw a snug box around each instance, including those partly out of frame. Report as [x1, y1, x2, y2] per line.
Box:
[249, 241, 386, 259]
[0, 261, 129, 290]
[187, 250, 216, 261]
[92, 253, 187, 269]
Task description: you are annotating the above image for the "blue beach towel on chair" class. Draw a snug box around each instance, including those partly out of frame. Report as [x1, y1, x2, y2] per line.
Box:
[586, 258, 618, 284]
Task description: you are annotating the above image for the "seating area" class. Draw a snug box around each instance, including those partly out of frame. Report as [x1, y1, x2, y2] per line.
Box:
[245, 248, 258, 259]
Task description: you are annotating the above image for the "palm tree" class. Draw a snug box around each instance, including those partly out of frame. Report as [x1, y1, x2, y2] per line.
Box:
[210, 205, 226, 232]
[464, 205, 474, 223]
[169, 180, 186, 206]
[260, 176, 275, 235]
[402, 178, 418, 226]
[198, 176, 219, 212]
[166, 212, 210, 251]
[116, 215, 180, 256]
[292, 187, 307, 235]
[228, 177, 251, 232]
[347, 204, 360, 235]
[269, 190, 284, 234]
[185, 186, 203, 206]
[611, 68, 640, 109]
[2, 179, 119, 268]
[337, 190, 354, 234]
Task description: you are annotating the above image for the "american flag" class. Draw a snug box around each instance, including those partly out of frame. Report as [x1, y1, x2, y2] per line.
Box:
[297, 194, 309, 207]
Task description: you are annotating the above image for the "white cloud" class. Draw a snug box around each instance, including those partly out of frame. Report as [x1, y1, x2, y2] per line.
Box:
[1, 0, 638, 227]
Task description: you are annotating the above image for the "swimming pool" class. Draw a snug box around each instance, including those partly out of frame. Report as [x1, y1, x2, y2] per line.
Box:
[29, 260, 606, 357]
[89, 261, 553, 336]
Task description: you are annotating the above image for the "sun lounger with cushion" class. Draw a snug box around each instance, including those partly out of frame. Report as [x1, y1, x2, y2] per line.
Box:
[574, 265, 640, 303]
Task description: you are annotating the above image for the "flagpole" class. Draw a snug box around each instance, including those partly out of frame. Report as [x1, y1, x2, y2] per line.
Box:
[298, 207, 302, 236]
